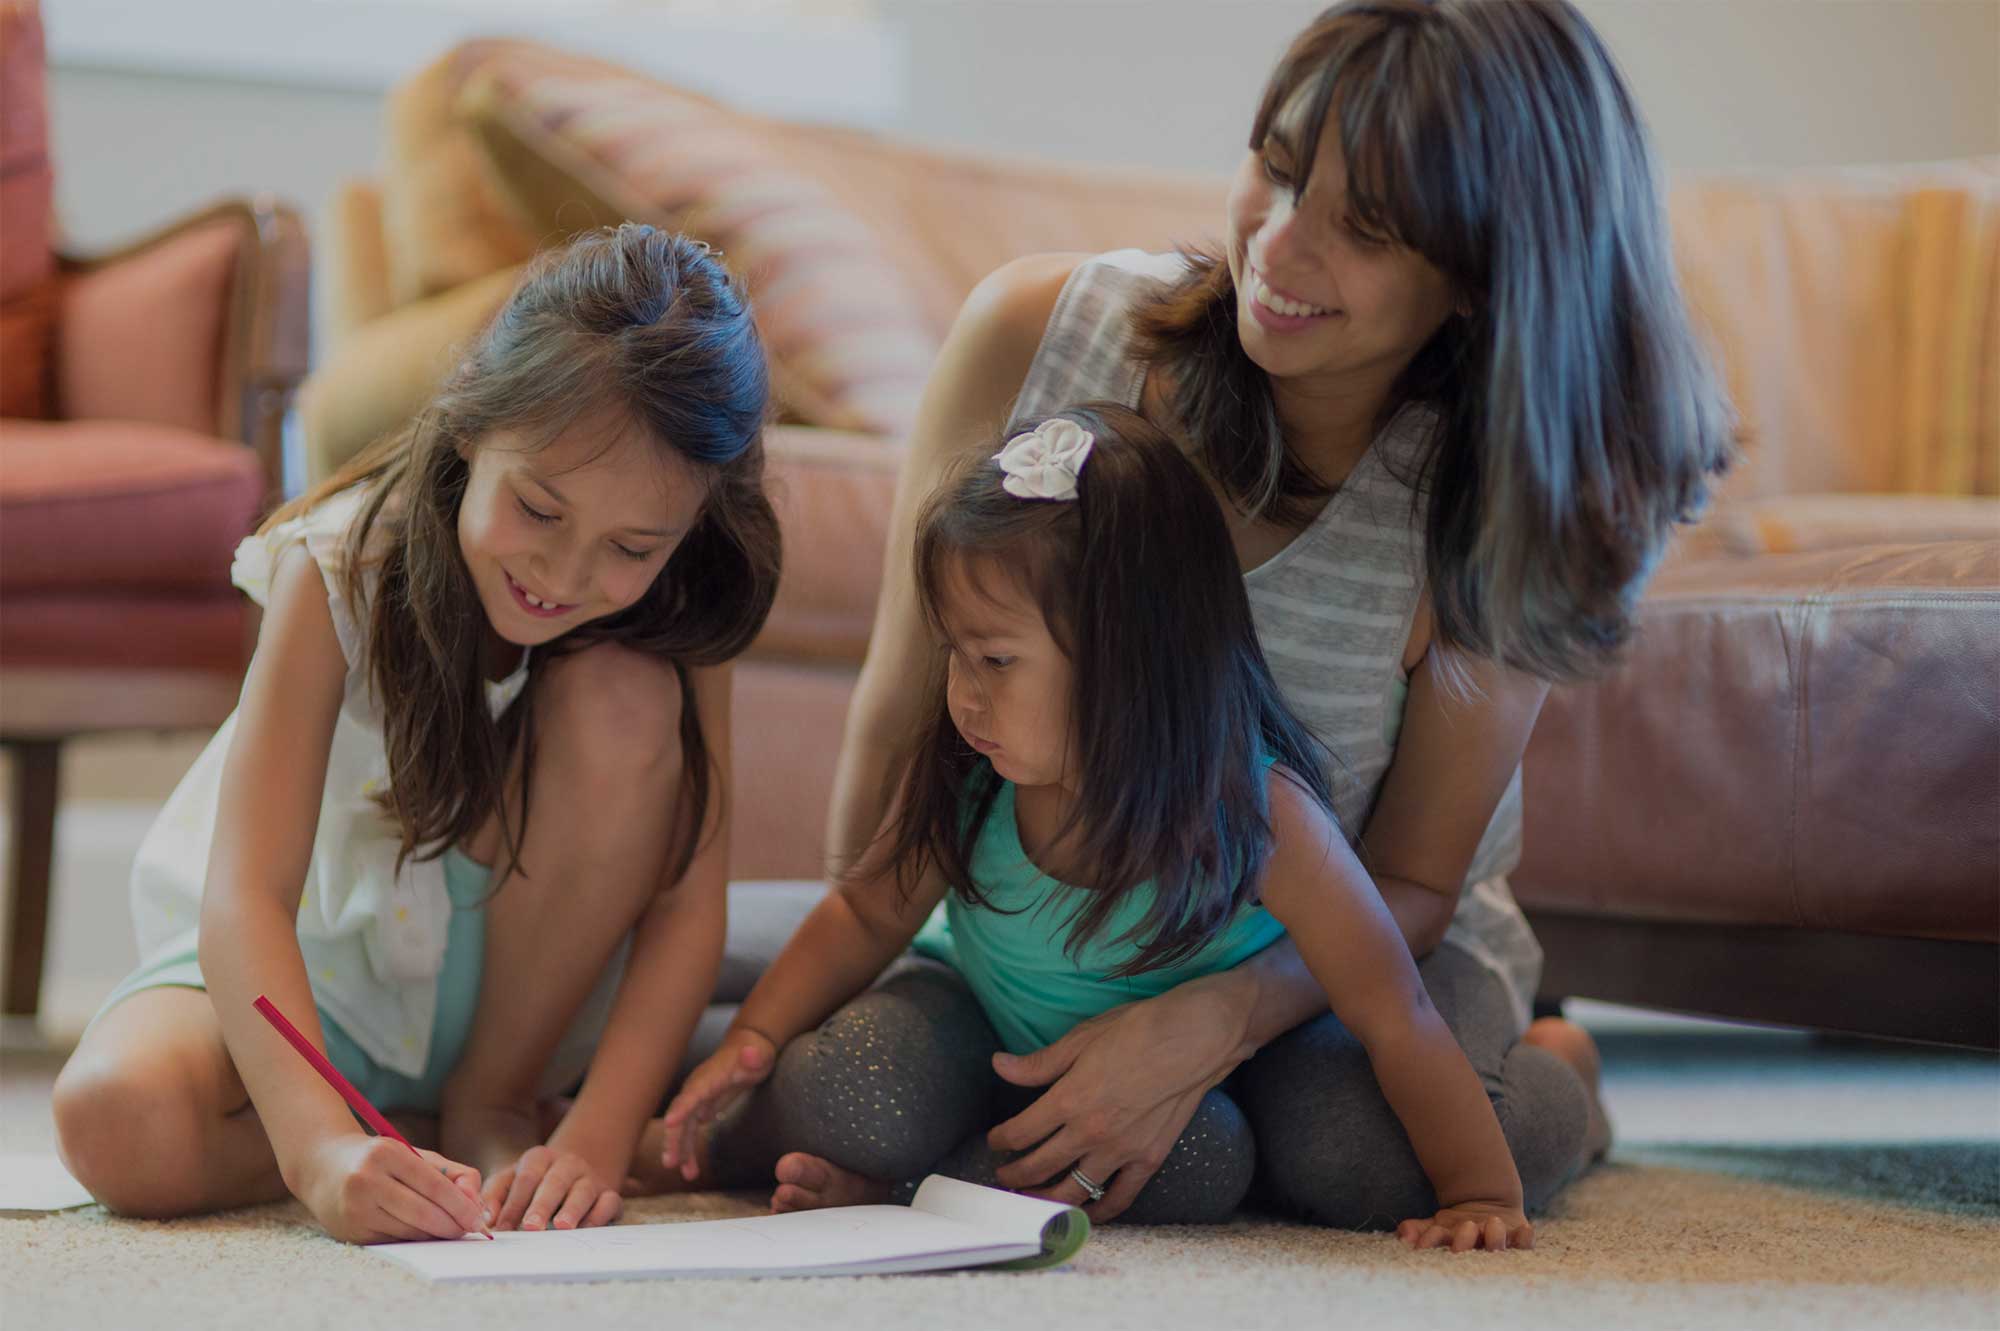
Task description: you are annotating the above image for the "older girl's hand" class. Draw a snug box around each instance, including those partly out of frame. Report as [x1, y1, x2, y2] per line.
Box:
[984, 977, 1254, 1222]
[484, 1144, 622, 1232]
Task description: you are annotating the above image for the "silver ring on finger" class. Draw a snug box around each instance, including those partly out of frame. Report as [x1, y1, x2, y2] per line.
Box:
[1068, 1167, 1107, 1204]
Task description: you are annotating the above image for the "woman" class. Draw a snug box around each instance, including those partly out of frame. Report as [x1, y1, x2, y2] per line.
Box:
[802, 0, 1730, 1228]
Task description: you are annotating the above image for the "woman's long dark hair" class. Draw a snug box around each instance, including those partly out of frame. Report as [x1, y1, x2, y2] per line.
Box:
[879, 405, 1336, 977]
[269, 225, 781, 887]
[1135, 0, 1736, 681]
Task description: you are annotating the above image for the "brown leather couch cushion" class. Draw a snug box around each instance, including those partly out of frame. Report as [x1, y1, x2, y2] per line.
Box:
[754, 426, 899, 663]
[1516, 540, 2000, 943]
[0, 418, 266, 595]
[1694, 493, 2000, 559]
[729, 658, 858, 881]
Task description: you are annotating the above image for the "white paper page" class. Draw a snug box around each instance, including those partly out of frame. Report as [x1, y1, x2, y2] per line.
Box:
[370, 1202, 1040, 1283]
[0, 1155, 96, 1213]
[909, 1174, 1072, 1240]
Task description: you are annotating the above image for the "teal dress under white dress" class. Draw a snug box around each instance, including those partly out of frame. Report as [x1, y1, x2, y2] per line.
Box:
[94, 486, 627, 1111]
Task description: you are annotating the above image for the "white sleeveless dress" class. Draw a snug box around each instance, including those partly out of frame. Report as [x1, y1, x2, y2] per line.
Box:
[1013, 250, 1542, 1031]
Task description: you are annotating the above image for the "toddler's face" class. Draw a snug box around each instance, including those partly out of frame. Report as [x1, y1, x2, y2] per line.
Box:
[936, 557, 1075, 792]
[458, 414, 707, 650]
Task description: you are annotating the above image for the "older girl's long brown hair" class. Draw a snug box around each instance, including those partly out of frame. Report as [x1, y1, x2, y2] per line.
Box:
[269, 225, 780, 887]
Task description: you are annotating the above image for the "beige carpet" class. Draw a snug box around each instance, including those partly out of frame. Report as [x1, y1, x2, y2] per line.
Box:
[5, 1045, 1998, 1331]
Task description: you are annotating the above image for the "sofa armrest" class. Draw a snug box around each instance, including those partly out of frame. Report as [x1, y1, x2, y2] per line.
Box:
[56, 197, 310, 502]
[325, 179, 395, 352]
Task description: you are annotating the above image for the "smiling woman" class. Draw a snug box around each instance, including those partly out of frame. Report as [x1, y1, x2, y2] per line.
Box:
[806, 0, 1733, 1237]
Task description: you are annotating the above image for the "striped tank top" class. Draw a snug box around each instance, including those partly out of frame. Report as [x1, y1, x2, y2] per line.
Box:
[1012, 249, 1542, 1030]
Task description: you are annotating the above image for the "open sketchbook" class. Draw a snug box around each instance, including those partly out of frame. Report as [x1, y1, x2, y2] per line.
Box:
[0, 1155, 96, 1216]
[368, 1176, 1091, 1282]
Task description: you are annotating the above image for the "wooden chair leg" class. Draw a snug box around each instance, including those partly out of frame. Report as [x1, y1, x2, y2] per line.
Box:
[4, 739, 60, 1020]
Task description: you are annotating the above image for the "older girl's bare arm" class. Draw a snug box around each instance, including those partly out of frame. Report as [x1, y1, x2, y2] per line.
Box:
[200, 544, 488, 1240]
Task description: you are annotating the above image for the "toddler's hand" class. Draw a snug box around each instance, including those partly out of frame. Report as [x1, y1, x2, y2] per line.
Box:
[483, 1144, 622, 1232]
[1397, 1201, 1533, 1253]
[658, 1028, 777, 1181]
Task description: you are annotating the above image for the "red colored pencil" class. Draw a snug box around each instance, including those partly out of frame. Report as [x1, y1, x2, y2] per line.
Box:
[253, 993, 493, 1239]
[252, 993, 423, 1154]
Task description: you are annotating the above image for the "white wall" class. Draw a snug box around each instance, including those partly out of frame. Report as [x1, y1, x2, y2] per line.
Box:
[44, 1, 2000, 344]
[880, 0, 1999, 176]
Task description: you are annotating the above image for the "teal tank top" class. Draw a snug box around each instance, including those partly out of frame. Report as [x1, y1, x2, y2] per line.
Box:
[911, 773, 1288, 1055]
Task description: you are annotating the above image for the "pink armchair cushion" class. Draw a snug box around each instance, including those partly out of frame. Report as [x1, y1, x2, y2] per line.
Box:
[0, 593, 248, 671]
[1, 0, 55, 419]
[55, 216, 243, 435]
[0, 417, 265, 595]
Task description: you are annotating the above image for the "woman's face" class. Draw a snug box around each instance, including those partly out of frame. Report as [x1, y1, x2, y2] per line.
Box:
[1224, 96, 1459, 391]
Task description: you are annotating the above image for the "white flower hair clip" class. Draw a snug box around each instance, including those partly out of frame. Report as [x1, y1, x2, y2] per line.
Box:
[993, 418, 1095, 501]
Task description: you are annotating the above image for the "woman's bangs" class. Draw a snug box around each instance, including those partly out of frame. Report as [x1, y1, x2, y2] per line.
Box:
[1259, 17, 1473, 266]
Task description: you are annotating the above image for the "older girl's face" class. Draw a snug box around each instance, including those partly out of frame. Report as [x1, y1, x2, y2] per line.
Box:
[458, 415, 707, 649]
[1224, 98, 1459, 389]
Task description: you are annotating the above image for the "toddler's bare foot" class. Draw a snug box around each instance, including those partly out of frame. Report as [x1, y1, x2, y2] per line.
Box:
[1523, 1016, 1613, 1163]
[771, 1152, 893, 1213]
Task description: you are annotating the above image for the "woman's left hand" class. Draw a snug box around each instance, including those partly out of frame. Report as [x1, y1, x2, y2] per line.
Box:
[483, 1144, 624, 1232]
[984, 979, 1253, 1222]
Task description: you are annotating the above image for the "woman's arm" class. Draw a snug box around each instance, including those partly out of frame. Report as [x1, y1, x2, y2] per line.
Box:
[199, 544, 488, 1240]
[1364, 615, 1551, 956]
[823, 253, 1085, 876]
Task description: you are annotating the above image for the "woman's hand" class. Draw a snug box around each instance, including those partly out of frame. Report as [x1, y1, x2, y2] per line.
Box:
[483, 1143, 622, 1232]
[295, 1133, 489, 1244]
[1396, 1201, 1533, 1252]
[985, 979, 1255, 1222]
[658, 1028, 778, 1181]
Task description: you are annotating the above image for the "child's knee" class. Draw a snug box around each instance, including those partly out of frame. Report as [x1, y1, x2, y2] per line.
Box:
[1122, 1089, 1257, 1225]
[766, 995, 990, 1181]
[53, 1054, 205, 1217]
[537, 642, 685, 782]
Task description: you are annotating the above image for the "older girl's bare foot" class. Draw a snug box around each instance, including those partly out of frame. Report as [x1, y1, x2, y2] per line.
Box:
[1523, 1016, 1613, 1163]
[771, 1152, 893, 1213]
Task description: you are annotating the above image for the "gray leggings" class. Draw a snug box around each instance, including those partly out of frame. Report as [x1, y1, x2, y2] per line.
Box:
[701, 887, 1588, 1226]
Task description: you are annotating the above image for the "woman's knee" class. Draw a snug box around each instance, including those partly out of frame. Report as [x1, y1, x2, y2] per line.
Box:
[1497, 1043, 1590, 1212]
[52, 1050, 210, 1217]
